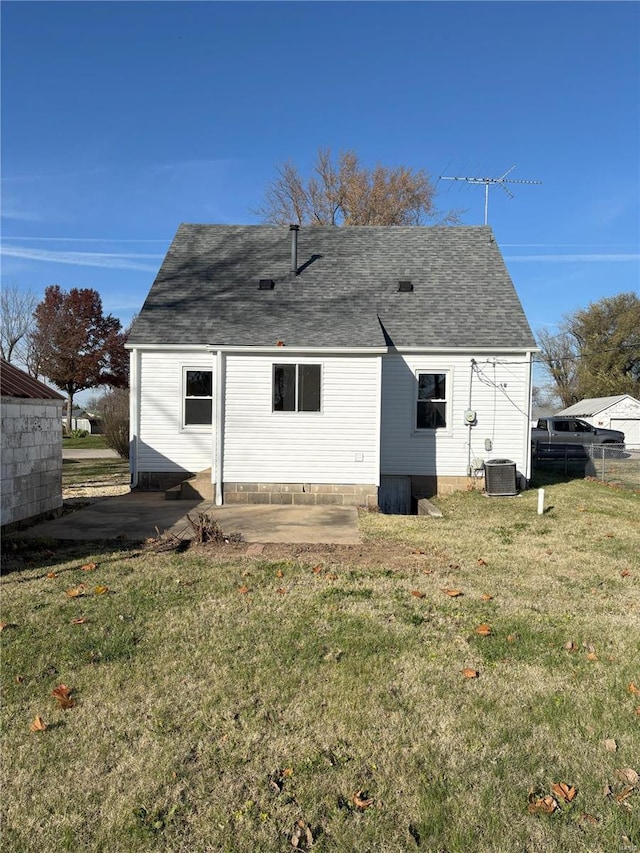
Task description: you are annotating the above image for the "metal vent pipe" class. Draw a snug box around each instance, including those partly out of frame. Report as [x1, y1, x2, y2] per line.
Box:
[289, 224, 299, 274]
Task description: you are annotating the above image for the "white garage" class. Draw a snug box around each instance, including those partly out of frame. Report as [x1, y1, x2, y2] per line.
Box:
[557, 395, 640, 447]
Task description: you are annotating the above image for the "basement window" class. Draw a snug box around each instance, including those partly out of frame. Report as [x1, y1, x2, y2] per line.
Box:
[184, 369, 213, 426]
[273, 364, 321, 412]
[416, 372, 447, 429]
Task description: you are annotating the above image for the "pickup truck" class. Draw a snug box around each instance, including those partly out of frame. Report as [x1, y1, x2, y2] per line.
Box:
[531, 417, 625, 452]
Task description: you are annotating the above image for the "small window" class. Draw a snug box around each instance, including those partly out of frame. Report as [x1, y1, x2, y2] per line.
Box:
[417, 372, 447, 429]
[184, 369, 212, 426]
[273, 364, 321, 412]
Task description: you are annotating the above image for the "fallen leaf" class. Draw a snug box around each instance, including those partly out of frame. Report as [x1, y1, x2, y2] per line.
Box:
[282, 767, 293, 777]
[620, 570, 631, 577]
[481, 593, 493, 601]
[16, 675, 24, 684]
[477, 558, 487, 566]
[94, 585, 109, 595]
[422, 569, 433, 575]
[46, 571, 58, 579]
[71, 617, 88, 625]
[614, 786, 635, 804]
[352, 790, 374, 810]
[65, 585, 86, 598]
[527, 793, 558, 815]
[564, 641, 579, 652]
[441, 588, 463, 597]
[506, 634, 517, 642]
[276, 569, 284, 578]
[474, 623, 492, 636]
[410, 590, 426, 599]
[615, 768, 639, 786]
[81, 562, 97, 572]
[326, 573, 338, 580]
[52, 684, 75, 708]
[580, 813, 598, 825]
[628, 683, 640, 696]
[635, 707, 640, 716]
[577, 506, 586, 512]
[0, 622, 9, 631]
[311, 565, 323, 574]
[586, 652, 598, 662]
[462, 668, 479, 679]
[276, 588, 287, 595]
[605, 532, 614, 538]
[605, 738, 618, 752]
[290, 819, 313, 848]
[30, 715, 48, 732]
[238, 585, 250, 594]
[448, 563, 460, 570]
[551, 782, 577, 803]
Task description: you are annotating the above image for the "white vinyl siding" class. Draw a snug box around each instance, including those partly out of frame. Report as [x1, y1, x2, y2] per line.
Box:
[381, 353, 532, 476]
[223, 354, 380, 484]
[137, 350, 215, 473]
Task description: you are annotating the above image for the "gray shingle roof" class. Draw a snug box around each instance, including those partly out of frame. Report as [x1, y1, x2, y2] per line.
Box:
[128, 224, 536, 350]
[557, 395, 639, 416]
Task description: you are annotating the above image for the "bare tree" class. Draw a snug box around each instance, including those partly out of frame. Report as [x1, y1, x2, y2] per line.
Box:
[255, 148, 462, 226]
[0, 283, 37, 364]
[536, 328, 579, 408]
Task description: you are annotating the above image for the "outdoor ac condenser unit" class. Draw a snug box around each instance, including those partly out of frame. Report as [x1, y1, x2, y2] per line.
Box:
[484, 459, 518, 496]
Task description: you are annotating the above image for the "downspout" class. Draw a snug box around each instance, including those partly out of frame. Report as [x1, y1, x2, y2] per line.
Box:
[129, 348, 140, 488]
[525, 350, 533, 485]
[214, 349, 225, 506]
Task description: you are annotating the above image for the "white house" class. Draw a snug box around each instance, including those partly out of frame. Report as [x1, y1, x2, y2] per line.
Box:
[557, 395, 640, 446]
[1, 360, 65, 528]
[126, 224, 537, 511]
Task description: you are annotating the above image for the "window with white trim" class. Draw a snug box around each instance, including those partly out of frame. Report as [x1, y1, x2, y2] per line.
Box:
[416, 372, 447, 429]
[273, 364, 321, 412]
[184, 369, 212, 426]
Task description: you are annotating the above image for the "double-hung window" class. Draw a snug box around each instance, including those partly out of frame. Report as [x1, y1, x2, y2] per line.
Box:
[273, 364, 321, 412]
[184, 369, 213, 426]
[416, 372, 447, 429]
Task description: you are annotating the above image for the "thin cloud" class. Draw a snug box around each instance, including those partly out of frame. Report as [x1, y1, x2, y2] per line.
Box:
[0, 245, 163, 272]
[1, 205, 43, 222]
[505, 253, 639, 263]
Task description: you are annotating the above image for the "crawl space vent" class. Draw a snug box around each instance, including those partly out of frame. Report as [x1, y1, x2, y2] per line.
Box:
[398, 280, 413, 292]
[258, 279, 275, 290]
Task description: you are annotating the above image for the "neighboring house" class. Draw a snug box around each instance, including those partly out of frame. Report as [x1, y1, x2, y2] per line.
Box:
[556, 395, 640, 446]
[1, 360, 65, 528]
[62, 408, 103, 434]
[126, 224, 537, 511]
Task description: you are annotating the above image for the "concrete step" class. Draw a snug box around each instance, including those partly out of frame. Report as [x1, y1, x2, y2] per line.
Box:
[164, 469, 214, 501]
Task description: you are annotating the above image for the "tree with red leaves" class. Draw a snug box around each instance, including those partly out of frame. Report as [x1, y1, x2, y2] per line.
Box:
[32, 286, 128, 432]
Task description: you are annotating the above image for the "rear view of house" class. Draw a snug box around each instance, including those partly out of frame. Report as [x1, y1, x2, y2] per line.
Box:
[127, 224, 537, 511]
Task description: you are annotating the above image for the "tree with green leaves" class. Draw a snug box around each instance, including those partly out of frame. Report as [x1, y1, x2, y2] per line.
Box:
[255, 147, 461, 226]
[537, 292, 640, 407]
[32, 286, 128, 432]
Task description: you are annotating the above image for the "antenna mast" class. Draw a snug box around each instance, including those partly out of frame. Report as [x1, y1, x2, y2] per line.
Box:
[439, 165, 542, 225]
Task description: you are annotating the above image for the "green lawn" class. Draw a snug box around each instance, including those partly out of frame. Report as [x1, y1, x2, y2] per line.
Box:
[62, 434, 109, 450]
[1, 478, 639, 852]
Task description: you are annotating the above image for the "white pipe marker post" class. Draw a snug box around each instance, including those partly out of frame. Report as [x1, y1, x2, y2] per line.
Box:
[537, 488, 545, 515]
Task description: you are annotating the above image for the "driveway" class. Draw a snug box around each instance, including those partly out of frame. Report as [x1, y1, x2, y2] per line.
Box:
[14, 491, 362, 545]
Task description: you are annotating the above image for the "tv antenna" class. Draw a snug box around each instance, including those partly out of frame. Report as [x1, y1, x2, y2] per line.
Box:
[439, 165, 542, 225]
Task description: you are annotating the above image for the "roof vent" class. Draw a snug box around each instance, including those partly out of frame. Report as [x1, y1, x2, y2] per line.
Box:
[258, 279, 275, 290]
[398, 280, 413, 292]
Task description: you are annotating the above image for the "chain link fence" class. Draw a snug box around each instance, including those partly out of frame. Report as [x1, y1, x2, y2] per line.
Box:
[532, 443, 640, 491]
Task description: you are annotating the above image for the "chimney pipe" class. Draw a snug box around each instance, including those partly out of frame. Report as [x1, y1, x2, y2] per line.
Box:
[289, 224, 299, 274]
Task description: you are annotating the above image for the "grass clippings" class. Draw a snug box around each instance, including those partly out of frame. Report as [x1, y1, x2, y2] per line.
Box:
[1, 476, 639, 852]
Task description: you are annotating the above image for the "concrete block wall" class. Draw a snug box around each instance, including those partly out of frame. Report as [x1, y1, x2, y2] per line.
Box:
[1, 398, 65, 527]
[223, 481, 378, 508]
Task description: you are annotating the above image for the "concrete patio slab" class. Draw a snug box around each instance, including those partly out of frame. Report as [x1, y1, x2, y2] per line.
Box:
[12, 491, 361, 545]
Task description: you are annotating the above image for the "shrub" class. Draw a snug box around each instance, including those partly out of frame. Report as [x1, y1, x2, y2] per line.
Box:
[98, 388, 130, 459]
[69, 428, 89, 439]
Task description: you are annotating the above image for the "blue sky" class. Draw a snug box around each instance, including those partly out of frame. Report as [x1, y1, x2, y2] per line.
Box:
[2, 1, 639, 352]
